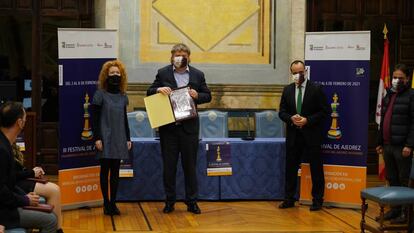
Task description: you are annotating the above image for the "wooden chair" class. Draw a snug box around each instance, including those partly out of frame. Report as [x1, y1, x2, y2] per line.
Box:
[361, 186, 414, 232]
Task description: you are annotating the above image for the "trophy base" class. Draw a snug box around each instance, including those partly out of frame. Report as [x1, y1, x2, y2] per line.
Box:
[81, 131, 93, 141]
[327, 130, 341, 139]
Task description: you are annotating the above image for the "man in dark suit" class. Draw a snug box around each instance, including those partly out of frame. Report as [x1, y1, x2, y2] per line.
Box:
[278, 60, 330, 211]
[147, 43, 211, 214]
[0, 102, 57, 232]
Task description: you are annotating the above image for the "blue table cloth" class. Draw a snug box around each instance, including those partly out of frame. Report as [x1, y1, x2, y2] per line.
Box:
[117, 138, 286, 201]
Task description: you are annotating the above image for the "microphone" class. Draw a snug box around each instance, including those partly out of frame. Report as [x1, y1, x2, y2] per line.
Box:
[242, 112, 255, 141]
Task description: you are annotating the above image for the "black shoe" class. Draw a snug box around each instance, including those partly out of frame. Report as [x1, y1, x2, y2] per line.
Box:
[111, 203, 121, 215]
[390, 213, 407, 224]
[278, 200, 295, 209]
[163, 203, 175, 213]
[309, 201, 323, 211]
[103, 203, 112, 215]
[56, 229, 64, 233]
[187, 202, 201, 214]
[375, 208, 401, 221]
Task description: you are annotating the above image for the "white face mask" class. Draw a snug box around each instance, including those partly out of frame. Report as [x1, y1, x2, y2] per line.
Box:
[391, 78, 399, 89]
[292, 73, 300, 83]
[173, 56, 188, 68]
[391, 77, 407, 92]
[292, 72, 306, 85]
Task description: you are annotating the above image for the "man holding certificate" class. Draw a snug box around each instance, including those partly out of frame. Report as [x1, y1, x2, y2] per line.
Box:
[147, 43, 211, 214]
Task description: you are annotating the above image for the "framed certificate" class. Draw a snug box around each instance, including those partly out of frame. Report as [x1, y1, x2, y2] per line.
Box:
[144, 86, 197, 128]
[169, 86, 197, 121]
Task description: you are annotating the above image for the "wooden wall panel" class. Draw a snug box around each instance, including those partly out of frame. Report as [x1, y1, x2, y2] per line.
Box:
[399, 23, 414, 66]
[382, 0, 399, 16]
[0, 0, 12, 8]
[338, 0, 357, 15]
[16, 0, 31, 9]
[320, 0, 336, 13]
[61, 0, 78, 10]
[41, 0, 58, 9]
[364, 0, 380, 15]
[23, 112, 36, 169]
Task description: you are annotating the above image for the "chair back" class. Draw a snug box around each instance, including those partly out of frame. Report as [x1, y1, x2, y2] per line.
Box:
[199, 110, 228, 138]
[255, 110, 284, 137]
[127, 111, 155, 138]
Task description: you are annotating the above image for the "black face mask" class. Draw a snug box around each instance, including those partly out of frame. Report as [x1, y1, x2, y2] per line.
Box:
[106, 75, 121, 93]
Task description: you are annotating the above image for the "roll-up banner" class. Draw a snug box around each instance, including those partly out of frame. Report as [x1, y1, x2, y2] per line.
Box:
[301, 31, 370, 208]
[58, 28, 117, 209]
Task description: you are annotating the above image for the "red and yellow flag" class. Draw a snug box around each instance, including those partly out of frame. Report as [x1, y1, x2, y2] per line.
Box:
[412, 69, 414, 89]
[376, 24, 390, 180]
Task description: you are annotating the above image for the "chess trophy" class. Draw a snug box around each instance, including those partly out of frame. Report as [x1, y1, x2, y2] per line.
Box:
[81, 93, 93, 140]
[216, 145, 222, 162]
[327, 93, 341, 139]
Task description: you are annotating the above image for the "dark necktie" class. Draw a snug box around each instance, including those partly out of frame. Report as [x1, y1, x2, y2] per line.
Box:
[296, 85, 302, 114]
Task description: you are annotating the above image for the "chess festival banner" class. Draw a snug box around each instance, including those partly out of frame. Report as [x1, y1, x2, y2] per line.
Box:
[206, 142, 232, 176]
[58, 29, 117, 209]
[301, 31, 370, 208]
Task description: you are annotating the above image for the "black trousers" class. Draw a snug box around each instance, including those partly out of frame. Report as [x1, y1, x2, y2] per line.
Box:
[159, 125, 199, 203]
[383, 145, 412, 187]
[285, 130, 325, 202]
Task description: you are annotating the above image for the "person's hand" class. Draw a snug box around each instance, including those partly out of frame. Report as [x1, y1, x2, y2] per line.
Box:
[189, 89, 198, 99]
[296, 116, 308, 127]
[157, 87, 172, 95]
[33, 167, 45, 178]
[291, 114, 301, 126]
[95, 140, 103, 151]
[127, 141, 132, 151]
[402, 146, 412, 157]
[26, 192, 40, 206]
[376, 146, 383, 154]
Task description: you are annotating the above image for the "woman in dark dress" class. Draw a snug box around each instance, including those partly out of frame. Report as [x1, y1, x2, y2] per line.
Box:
[92, 60, 132, 216]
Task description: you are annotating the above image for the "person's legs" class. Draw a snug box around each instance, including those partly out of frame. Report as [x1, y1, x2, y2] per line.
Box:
[159, 127, 180, 205]
[306, 144, 325, 211]
[34, 182, 62, 229]
[390, 145, 412, 223]
[378, 145, 402, 220]
[308, 145, 325, 203]
[18, 208, 57, 233]
[284, 132, 304, 202]
[383, 145, 399, 186]
[393, 145, 411, 187]
[109, 159, 121, 214]
[179, 130, 199, 204]
[280, 132, 304, 209]
[99, 159, 111, 214]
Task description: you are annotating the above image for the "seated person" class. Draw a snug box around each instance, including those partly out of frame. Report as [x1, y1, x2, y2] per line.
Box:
[0, 101, 57, 233]
[12, 144, 63, 233]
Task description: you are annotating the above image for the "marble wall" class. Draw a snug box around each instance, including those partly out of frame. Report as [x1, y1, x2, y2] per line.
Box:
[95, 0, 306, 112]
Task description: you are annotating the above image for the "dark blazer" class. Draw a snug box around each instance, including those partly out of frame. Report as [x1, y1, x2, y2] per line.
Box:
[0, 131, 29, 229]
[279, 80, 330, 147]
[147, 65, 212, 134]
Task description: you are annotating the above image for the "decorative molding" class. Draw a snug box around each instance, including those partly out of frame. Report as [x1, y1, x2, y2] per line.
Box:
[127, 83, 285, 111]
[128, 83, 285, 94]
